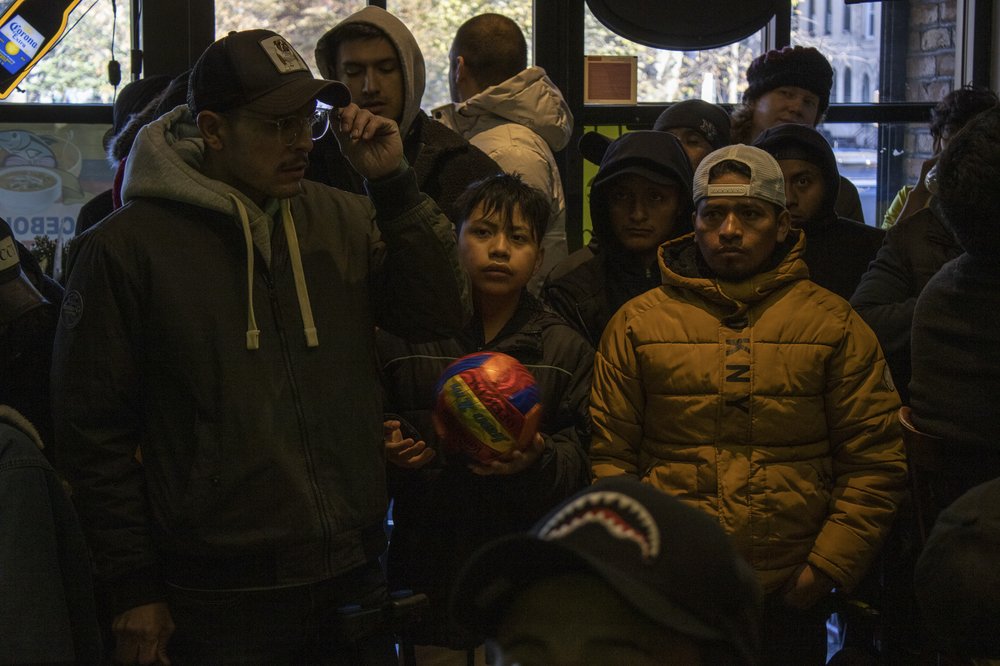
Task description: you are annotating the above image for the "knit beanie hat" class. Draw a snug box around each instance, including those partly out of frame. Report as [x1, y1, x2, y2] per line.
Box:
[744, 46, 833, 117]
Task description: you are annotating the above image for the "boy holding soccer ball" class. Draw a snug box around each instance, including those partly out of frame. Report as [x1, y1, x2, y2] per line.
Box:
[377, 173, 593, 665]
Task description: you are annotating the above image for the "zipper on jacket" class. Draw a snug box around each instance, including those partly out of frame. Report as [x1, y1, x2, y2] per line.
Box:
[262, 241, 334, 576]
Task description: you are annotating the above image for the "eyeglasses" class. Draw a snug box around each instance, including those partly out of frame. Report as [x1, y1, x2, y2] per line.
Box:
[232, 109, 331, 147]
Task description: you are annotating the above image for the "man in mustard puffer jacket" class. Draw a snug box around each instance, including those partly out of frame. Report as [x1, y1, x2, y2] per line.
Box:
[590, 144, 907, 665]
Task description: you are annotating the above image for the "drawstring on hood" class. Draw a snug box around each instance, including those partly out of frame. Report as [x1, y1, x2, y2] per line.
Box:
[126, 106, 321, 352]
[229, 194, 262, 350]
[229, 194, 319, 351]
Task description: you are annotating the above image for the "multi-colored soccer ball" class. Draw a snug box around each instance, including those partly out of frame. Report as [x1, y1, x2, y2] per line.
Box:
[432, 351, 543, 464]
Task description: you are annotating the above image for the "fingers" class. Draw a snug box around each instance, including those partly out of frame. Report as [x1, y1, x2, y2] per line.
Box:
[386, 438, 436, 469]
[334, 104, 395, 143]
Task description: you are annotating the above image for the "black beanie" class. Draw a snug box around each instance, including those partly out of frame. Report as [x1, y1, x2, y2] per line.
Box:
[653, 99, 732, 150]
[744, 46, 833, 118]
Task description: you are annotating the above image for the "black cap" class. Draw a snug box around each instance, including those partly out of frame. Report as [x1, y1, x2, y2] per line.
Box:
[654, 99, 732, 150]
[112, 75, 172, 135]
[0, 219, 47, 324]
[188, 30, 351, 116]
[591, 131, 694, 197]
[450, 477, 761, 664]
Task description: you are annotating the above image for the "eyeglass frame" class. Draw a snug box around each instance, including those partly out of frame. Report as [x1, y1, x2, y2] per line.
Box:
[225, 107, 332, 147]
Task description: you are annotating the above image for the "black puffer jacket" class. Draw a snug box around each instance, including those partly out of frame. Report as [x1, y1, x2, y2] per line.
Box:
[850, 207, 962, 402]
[377, 293, 593, 648]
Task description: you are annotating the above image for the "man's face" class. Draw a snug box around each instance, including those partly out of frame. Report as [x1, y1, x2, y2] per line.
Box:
[779, 159, 826, 228]
[459, 202, 541, 302]
[606, 173, 681, 263]
[212, 102, 317, 206]
[335, 37, 404, 123]
[694, 171, 790, 280]
[750, 86, 821, 138]
[491, 573, 703, 666]
[665, 127, 714, 170]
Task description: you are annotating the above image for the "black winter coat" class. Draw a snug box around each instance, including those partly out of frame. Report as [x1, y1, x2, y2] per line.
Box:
[377, 293, 593, 648]
[307, 110, 501, 225]
[802, 213, 885, 300]
[850, 208, 962, 402]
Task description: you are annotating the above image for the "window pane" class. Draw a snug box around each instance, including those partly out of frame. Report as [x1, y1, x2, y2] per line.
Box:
[583, 4, 763, 104]
[389, 1, 535, 111]
[792, 0, 959, 104]
[0, 121, 112, 276]
[214, 2, 368, 77]
[0, 0, 131, 104]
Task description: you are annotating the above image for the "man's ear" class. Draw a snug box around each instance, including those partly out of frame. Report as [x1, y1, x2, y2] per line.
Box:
[775, 208, 792, 243]
[197, 111, 227, 151]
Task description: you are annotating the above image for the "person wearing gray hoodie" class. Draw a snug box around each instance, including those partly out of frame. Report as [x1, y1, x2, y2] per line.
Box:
[434, 13, 574, 294]
[311, 7, 500, 226]
[52, 29, 469, 664]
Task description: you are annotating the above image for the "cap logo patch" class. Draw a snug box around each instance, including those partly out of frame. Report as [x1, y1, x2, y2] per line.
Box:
[258, 35, 307, 75]
[707, 184, 751, 197]
[699, 119, 717, 142]
[0, 235, 19, 271]
[537, 490, 661, 561]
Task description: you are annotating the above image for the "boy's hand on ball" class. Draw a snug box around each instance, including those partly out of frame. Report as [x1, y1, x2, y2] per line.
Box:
[468, 433, 544, 476]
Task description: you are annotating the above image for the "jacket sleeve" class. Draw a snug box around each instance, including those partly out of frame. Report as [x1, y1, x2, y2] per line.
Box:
[849, 226, 915, 361]
[50, 230, 165, 617]
[808, 311, 908, 591]
[365, 165, 472, 341]
[506, 330, 593, 515]
[589, 309, 645, 482]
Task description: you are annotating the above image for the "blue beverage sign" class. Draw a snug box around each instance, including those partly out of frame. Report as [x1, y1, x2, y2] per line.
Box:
[0, 15, 43, 75]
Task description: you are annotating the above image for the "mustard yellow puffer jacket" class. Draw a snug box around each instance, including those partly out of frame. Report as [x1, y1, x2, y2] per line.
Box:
[591, 231, 907, 594]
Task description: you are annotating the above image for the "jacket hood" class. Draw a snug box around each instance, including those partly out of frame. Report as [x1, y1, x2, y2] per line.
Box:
[440, 66, 573, 152]
[658, 229, 808, 315]
[314, 7, 425, 138]
[753, 123, 840, 219]
[0, 404, 43, 450]
[590, 131, 694, 250]
[123, 105, 321, 352]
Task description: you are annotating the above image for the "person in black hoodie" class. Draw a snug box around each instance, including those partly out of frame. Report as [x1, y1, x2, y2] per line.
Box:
[378, 173, 592, 665]
[542, 131, 693, 347]
[754, 123, 884, 300]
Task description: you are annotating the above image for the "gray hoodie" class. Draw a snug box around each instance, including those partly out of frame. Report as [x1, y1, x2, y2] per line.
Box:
[315, 6, 424, 138]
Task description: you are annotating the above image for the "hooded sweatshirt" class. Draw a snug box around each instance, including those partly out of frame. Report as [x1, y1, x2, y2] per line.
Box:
[543, 131, 693, 347]
[310, 7, 500, 224]
[753, 123, 884, 300]
[434, 66, 574, 293]
[52, 106, 470, 616]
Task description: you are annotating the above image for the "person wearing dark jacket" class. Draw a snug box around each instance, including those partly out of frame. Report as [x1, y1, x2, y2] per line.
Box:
[0, 218, 63, 452]
[542, 131, 693, 347]
[731, 46, 865, 223]
[850, 208, 962, 403]
[0, 406, 102, 665]
[51, 30, 470, 665]
[754, 123, 884, 300]
[310, 7, 500, 226]
[910, 107, 1000, 465]
[378, 174, 592, 664]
